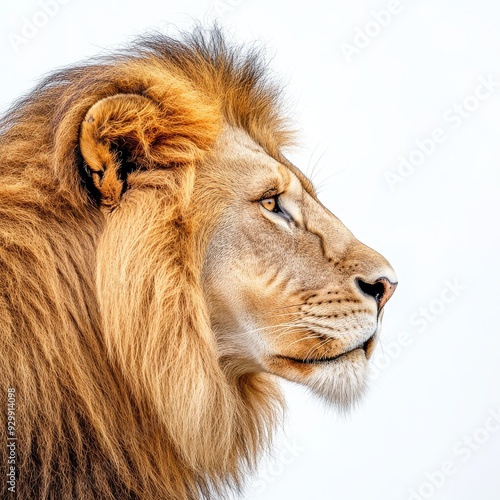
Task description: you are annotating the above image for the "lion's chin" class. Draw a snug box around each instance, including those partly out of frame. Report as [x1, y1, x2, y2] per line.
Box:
[264, 349, 369, 410]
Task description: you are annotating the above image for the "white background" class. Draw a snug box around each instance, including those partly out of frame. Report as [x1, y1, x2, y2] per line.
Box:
[1, 1, 499, 499]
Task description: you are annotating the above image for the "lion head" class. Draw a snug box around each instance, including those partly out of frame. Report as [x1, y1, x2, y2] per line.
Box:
[201, 125, 397, 407]
[0, 28, 396, 499]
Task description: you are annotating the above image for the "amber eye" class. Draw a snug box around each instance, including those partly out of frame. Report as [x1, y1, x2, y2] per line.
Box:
[260, 197, 277, 212]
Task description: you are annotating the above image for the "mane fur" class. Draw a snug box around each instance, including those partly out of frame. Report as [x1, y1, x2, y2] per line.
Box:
[0, 27, 290, 499]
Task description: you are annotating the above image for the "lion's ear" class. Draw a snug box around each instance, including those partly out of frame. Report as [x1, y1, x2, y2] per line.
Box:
[79, 94, 163, 207]
[80, 94, 154, 207]
[79, 92, 218, 208]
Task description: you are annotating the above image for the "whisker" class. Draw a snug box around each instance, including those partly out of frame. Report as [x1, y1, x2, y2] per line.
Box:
[306, 142, 332, 185]
[262, 311, 304, 320]
[315, 167, 349, 195]
[274, 327, 310, 341]
[243, 322, 299, 336]
[376, 335, 388, 358]
[306, 141, 324, 179]
[281, 331, 325, 350]
[267, 302, 308, 312]
[304, 337, 333, 360]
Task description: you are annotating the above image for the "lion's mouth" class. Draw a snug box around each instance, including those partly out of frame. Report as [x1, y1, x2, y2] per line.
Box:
[277, 334, 376, 365]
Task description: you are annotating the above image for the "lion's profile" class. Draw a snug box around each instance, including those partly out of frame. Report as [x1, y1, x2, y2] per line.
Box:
[0, 28, 397, 498]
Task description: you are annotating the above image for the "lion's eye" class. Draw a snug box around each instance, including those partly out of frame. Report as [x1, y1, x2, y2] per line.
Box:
[260, 197, 278, 212]
[259, 194, 292, 223]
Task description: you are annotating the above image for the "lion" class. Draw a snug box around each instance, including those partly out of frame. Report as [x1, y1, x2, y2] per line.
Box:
[0, 27, 397, 499]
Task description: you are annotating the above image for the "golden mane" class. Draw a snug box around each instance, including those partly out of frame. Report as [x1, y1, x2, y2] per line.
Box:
[0, 27, 290, 498]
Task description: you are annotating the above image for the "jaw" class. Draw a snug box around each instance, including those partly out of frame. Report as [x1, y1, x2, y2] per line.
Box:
[212, 314, 381, 410]
[263, 349, 370, 410]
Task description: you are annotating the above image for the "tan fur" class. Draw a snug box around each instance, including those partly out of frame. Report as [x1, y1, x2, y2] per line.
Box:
[0, 27, 396, 499]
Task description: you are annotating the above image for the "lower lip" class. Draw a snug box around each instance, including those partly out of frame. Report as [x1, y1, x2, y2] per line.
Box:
[279, 347, 364, 365]
[279, 333, 377, 365]
[363, 334, 377, 359]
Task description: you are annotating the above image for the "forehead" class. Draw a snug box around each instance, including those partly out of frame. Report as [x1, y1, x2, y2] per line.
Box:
[212, 126, 315, 196]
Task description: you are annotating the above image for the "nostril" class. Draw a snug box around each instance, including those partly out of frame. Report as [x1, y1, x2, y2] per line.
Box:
[356, 277, 397, 309]
[356, 279, 386, 304]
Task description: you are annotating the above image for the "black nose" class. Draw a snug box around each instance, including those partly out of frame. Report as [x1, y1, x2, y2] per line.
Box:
[356, 277, 397, 309]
